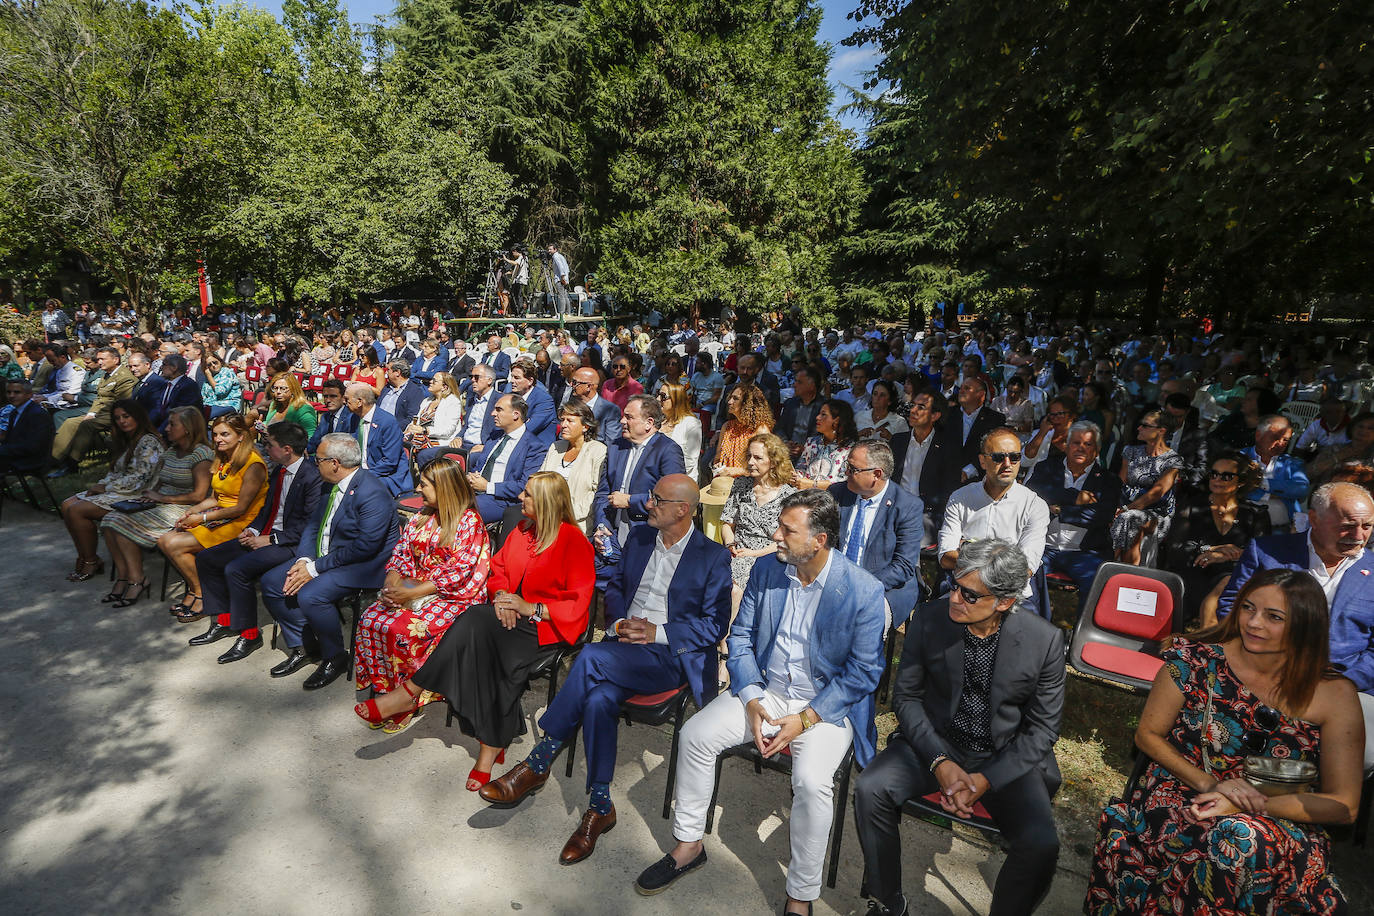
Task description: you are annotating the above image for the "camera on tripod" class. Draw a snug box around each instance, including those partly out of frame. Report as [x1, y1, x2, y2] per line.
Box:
[536, 248, 554, 264]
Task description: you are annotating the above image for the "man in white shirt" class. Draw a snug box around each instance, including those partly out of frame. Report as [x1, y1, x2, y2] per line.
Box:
[467, 393, 544, 523]
[192, 421, 325, 664]
[480, 475, 732, 864]
[639, 489, 885, 912]
[939, 428, 1050, 605]
[36, 344, 86, 409]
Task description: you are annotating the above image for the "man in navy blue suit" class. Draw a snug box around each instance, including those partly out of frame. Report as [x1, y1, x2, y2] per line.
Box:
[1025, 420, 1121, 612]
[467, 393, 546, 523]
[127, 352, 169, 421]
[344, 383, 413, 497]
[0, 379, 50, 472]
[593, 393, 686, 552]
[191, 421, 324, 663]
[570, 366, 623, 444]
[409, 339, 448, 383]
[261, 432, 400, 690]
[150, 354, 203, 430]
[376, 359, 426, 426]
[308, 378, 358, 454]
[475, 333, 512, 383]
[457, 363, 499, 453]
[1219, 481, 1374, 768]
[828, 439, 925, 625]
[507, 356, 557, 447]
[480, 475, 732, 864]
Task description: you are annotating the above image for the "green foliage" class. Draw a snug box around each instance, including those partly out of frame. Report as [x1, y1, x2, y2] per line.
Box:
[0, 305, 42, 347]
[580, 0, 864, 320]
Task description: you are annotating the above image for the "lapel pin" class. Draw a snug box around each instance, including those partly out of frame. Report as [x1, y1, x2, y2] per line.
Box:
[1361, 569, 1369, 576]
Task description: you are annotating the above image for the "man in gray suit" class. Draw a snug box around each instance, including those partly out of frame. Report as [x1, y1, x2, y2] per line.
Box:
[854, 538, 1064, 916]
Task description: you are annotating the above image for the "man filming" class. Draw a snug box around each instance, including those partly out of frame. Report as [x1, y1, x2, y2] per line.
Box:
[503, 245, 529, 314]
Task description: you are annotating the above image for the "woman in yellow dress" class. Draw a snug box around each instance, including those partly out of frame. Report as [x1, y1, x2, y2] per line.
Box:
[159, 414, 268, 622]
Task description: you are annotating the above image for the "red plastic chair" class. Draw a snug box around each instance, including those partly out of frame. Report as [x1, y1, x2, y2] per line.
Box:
[1046, 571, 1078, 591]
[243, 365, 264, 387]
[306, 370, 328, 393]
[1068, 562, 1184, 693]
[333, 364, 355, 381]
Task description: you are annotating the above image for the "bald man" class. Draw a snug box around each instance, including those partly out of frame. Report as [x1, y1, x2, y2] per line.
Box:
[480, 474, 733, 865]
[1221, 481, 1374, 769]
[570, 366, 623, 444]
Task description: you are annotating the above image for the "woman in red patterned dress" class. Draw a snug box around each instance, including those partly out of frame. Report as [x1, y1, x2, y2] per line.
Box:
[352, 457, 490, 731]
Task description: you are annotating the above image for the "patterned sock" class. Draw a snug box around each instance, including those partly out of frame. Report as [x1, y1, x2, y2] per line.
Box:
[217, 613, 231, 627]
[588, 782, 613, 816]
[241, 627, 260, 640]
[525, 736, 563, 775]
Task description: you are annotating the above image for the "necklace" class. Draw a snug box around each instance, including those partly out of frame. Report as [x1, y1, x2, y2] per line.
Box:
[217, 461, 231, 480]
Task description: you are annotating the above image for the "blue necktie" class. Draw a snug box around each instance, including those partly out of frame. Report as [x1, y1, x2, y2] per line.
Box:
[845, 499, 867, 564]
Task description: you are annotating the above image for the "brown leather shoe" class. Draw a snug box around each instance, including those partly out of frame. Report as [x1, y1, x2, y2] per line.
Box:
[559, 806, 617, 865]
[478, 761, 550, 807]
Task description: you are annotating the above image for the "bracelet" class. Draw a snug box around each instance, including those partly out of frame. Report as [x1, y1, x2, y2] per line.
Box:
[929, 754, 950, 773]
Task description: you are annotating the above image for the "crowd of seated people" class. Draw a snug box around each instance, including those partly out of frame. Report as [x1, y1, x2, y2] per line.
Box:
[11, 301, 1374, 914]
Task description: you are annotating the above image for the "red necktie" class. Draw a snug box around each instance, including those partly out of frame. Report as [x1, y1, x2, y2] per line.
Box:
[261, 467, 287, 534]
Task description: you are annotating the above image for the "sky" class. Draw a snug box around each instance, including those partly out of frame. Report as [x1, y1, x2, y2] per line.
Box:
[250, 0, 879, 133]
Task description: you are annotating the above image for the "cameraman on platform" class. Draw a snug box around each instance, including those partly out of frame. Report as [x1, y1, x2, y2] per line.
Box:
[546, 243, 571, 317]
[503, 245, 529, 314]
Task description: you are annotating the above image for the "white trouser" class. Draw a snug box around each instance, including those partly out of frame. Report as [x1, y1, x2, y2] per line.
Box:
[1359, 692, 1374, 773]
[671, 688, 854, 901]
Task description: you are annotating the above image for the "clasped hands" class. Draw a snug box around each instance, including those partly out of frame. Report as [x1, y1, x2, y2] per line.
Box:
[932, 759, 992, 818]
[746, 698, 816, 759]
[492, 590, 536, 629]
[379, 578, 428, 608]
[1185, 777, 1267, 823]
[466, 471, 489, 492]
[281, 558, 317, 596]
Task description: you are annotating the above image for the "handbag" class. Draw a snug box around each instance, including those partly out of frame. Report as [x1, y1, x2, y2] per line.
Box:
[111, 499, 158, 513]
[1202, 671, 1317, 797]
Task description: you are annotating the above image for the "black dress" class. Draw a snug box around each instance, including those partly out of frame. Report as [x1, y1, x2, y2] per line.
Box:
[1164, 494, 1272, 624]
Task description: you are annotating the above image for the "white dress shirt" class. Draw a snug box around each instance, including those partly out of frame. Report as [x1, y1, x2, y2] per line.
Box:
[307, 468, 357, 576]
[1307, 533, 1364, 603]
[356, 408, 375, 468]
[618, 530, 690, 646]
[483, 423, 526, 485]
[245, 455, 305, 539]
[899, 429, 936, 499]
[44, 362, 86, 406]
[739, 551, 834, 705]
[1045, 462, 1092, 551]
[615, 435, 653, 545]
[959, 406, 983, 476]
[462, 390, 492, 446]
[939, 480, 1051, 596]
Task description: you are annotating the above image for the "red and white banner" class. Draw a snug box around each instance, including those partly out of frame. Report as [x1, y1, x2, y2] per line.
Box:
[197, 255, 214, 315]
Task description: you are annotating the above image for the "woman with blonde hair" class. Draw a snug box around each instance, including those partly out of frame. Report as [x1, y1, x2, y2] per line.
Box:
[657, 380, 702, 480]
[335, 328, 358, 365]
[709, 384, 773, 477]
[353, 458, 491, 731]
[358, 471, 595, 790]
[262, 371, 318, 439]
[720, 432, 797, 607]
[159, 414, 268, 622]
[409, 370, 464, 463]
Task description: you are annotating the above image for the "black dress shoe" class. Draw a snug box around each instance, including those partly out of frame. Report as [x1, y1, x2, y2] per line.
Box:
[188, 622, 233, 647]
[302, 653, 349, 690]
[217, 634, 263, 664]
[270, 647, 315, 678]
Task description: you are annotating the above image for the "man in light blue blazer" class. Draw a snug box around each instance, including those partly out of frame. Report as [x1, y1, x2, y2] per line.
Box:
[592, 393, 685, 551]
[1241, 414, 1309, 530]
[639, 489, 886, 911]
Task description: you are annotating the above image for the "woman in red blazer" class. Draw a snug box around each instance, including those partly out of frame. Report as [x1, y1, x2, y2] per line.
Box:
[356, 471, 596, 789]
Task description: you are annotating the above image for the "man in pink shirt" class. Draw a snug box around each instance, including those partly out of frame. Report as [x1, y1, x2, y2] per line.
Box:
[600, 354, 644, 411]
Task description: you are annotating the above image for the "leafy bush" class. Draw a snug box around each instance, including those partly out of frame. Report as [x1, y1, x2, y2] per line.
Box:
[0, 305, 42, 346]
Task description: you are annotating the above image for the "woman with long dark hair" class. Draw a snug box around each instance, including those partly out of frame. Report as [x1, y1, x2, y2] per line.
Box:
[1086, 568, 1364, 914]
[793, 398, 859, 488]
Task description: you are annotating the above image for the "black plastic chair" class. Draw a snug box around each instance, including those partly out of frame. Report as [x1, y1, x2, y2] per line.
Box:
[704, 741, 855, 889]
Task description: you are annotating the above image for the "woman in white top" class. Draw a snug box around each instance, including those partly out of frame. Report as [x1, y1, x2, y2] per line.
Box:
[540, 401, 607, 534]
[854, 379, 909, 441]
[657, 381, 702, 481]
[407, 371, 464, 450]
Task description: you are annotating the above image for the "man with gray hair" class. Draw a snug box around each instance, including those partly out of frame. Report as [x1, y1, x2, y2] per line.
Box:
[344, 383, 411, 496]
[639, 489, 885, 913]
[377, 358, 425, 425]
[1242, 414, 1309, 530]
[260, 432, 400, 690]
[1026, 420, 1121, 611]
[1221, 481, 1374, 770]
[855, 537, 1065, 916]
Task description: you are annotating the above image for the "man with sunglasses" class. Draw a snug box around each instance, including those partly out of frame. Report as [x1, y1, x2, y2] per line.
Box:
[458, 364, 499, 452]
[939, 428, 1050, 609]
[856, 538, 1064, 916]
[480, 475, 730, 863]
[569, 366, 623, 443]
[599, 355, 644, 412]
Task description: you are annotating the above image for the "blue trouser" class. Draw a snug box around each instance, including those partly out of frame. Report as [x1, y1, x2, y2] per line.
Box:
[538, 640, 683, 791]
[1041, 548, 1107, 616]
[261, 559, 355, 659]
[197, 540, 296, 632]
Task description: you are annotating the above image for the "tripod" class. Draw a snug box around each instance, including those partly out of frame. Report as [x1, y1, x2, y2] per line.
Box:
[479, 255, 504, 317]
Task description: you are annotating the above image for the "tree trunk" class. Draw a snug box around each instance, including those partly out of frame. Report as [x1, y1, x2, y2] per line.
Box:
[1077, 249, 1102, 326]
[1141, 254, 1165, 334]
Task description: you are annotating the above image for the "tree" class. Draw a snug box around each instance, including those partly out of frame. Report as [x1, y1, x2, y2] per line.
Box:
[579, 0, 864, 320]
[0, 0, 225, 329]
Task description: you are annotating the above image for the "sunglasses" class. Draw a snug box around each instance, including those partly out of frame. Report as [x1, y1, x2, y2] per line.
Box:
[951, 580, 994, 604]
[1242, 705, 1280, 754]
[1138, 422, 1164, 429]
[984, 451, 1021, 464]
[1209, 469, 1238, 481]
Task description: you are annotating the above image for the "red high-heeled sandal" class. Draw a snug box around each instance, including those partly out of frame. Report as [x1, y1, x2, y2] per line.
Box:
[466, 749, 507, 791]
[354, 681, 422, 729]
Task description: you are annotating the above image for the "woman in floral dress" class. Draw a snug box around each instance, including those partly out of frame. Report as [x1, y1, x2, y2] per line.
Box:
[353, 457, 490, 726]
[1085, 568, 1364, 915]
[793, 399, 858, 489]
[1109, 408, 1183, 565]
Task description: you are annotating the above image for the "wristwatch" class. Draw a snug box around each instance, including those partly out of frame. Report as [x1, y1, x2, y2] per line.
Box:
[799, 708, 816, 731]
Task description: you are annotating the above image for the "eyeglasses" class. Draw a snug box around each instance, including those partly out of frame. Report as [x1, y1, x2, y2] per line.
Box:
[1208, 469, 1238, 481]
[647, 492, 685, 506]
[613, 364, 629, 371]
[984, 451, 1021, 464]
[1242, 704, 1280, 754]
[951, 581, 994, 604]
[845, 463, 878, 476]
